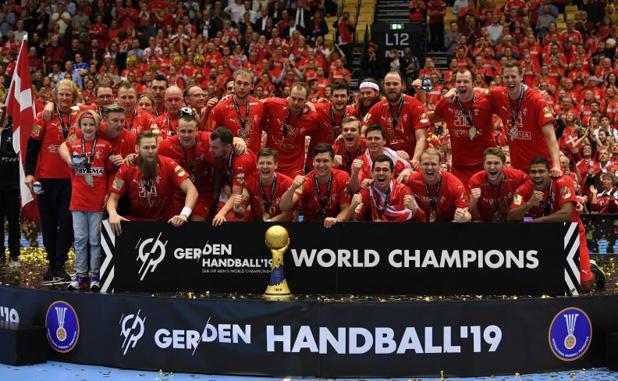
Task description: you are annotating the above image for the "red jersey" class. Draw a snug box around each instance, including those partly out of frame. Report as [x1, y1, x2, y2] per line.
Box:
[158, 132, 216, 218]
[356, 148, 412, 183]
[468, 167, 527, 222]
[355, 180, 425, 222]
[332, 139, 367, 173]
[490, 86, 555, 170]
[314, 102, 356, 144]
[217, 151, 257, 204]
[242, 172, 294, 220]
[154, 113, 179, 137]
[591, 188, 618, 214]
[511, 175, 592, 282]
[66, 136, 113, 212]
[405, 171, 469, 222]
[110, 155, 189, 221]
[31, 109, 79, 179]
[106, 128, 136, 159]
[434, 93, 495, 167]
[364, 95, 430, 158]
[206, 96, 265, 153]
[295, 168, 351, 221]
[262, 98, 321, 177]
[125, 108, 156, 136]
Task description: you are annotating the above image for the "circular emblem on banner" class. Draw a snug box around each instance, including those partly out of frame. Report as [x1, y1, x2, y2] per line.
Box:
[45, 300, 80, 353]
[548, 307, 592, 361]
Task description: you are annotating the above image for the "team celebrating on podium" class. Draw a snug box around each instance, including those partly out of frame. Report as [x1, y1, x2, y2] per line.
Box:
[24, 63, 597, 290]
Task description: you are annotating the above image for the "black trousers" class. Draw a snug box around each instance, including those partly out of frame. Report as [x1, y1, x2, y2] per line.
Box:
[37, 179, 73, 270]
[429, 22, 445, 51]
[0, 189, 20, 260]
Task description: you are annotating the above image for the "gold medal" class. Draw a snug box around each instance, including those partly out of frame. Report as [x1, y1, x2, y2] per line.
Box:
[85, 174, 94, 187]
[263, 212, 271, 221]
[429, 209, 438, 222]
[468, 126, 477, 140]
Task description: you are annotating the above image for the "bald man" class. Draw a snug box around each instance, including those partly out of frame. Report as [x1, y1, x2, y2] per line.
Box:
[154, 86, 186, 137]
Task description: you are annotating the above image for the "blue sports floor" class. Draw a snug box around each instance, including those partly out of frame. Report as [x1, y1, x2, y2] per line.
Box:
[0, 362, 616, 381]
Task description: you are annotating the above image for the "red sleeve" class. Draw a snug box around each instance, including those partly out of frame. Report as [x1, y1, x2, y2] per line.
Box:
[355, 188, 370, 220]
[31, 113, 46, 140]
[450, 175, 469, 208]
[110, 163, 131, 196]
[233, 154, 256, 188]
[535, 94, 555, 128]
[362, 103, 380, 126]
[410, 99, 431, 131]
[433, 98, 448, 120]
[206, 103, 222, 132]
[166, 158, 191, 187]
[555, 176, 577, 208]
[336, 170, 351, 205]
[511, 182, 531, 208]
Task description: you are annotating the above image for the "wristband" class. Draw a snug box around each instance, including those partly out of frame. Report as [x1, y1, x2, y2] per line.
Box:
[180, 206, 192, 218]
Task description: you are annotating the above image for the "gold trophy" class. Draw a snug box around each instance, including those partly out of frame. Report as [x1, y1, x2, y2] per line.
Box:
[263, 225, 292, 300]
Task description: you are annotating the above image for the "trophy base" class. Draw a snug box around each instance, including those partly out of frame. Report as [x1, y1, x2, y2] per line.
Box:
[263, 281, 292, 301]
[262, 293, 293, 301]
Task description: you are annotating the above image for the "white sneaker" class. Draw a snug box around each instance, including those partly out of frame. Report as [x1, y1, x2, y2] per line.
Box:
[9, 259, 20, 268]
[90, 276, 101, 291]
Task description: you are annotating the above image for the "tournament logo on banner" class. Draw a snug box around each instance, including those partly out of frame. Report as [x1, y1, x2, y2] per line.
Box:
[548, 307, 592, 361]
[136, 233, 167, 281]
[119, 309, 146, 355]
[45, 300, 80, 353]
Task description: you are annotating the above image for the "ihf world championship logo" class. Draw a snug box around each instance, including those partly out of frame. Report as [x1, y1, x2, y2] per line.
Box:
[548, 307, 592, 361]
[45, 301, 80, 353]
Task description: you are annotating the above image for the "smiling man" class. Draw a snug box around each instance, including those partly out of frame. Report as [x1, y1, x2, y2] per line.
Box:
[351, 154, 424, 222]
[403, 148, 470, 222]
[363, 71, 430, 168]
[468, 147, 527, 222]
[508, 157, 593, 291]
[280, 143, 352, 228]
[332, 116, 366, 173]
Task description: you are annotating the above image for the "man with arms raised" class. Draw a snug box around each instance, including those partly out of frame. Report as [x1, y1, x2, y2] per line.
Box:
[351, 155, 424, 222]
[207, 69, 265, 153]
[469, 147, 527, 222]
[508, 157, 593, 291]
[280, 143, 352, 228]
[107, 130, 198, 234]
[364, 71, 430, 168]
[403, 148, 471, 222]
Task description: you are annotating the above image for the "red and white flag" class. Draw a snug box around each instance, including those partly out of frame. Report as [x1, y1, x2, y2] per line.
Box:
[5, 35, 38, 220]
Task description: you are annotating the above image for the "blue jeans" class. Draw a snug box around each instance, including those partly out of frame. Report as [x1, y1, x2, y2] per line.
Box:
[71, 211, 103, 278]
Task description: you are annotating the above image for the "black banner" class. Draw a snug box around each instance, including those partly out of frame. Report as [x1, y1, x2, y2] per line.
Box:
[101, 222, 581, 296]
[371, 22, 426, 60]
[1, 286, 617, 377]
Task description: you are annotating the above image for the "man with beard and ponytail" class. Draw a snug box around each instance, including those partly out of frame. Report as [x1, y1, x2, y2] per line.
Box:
[106, 130, 199, 235]
[207, 69, 265, 153]
[421, 69, 496, 186]
[351, 154, 425, 222]
[280, 143, 353, 228]
[240, 148, 294, 222]
[25, 79, 81, 281]
[154, 86, 185, 137]
[210, 127, 257, 226]
[363, 71, 430, 168]
[261, 82, 323, 178]
[468, 147, 527, 222]
[332, 116, 366, 173]
[402, 148, 471, 222]
[348, 125, 412, 193]
[508, 157, 593, 291]
[348, 78, 381, 120]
